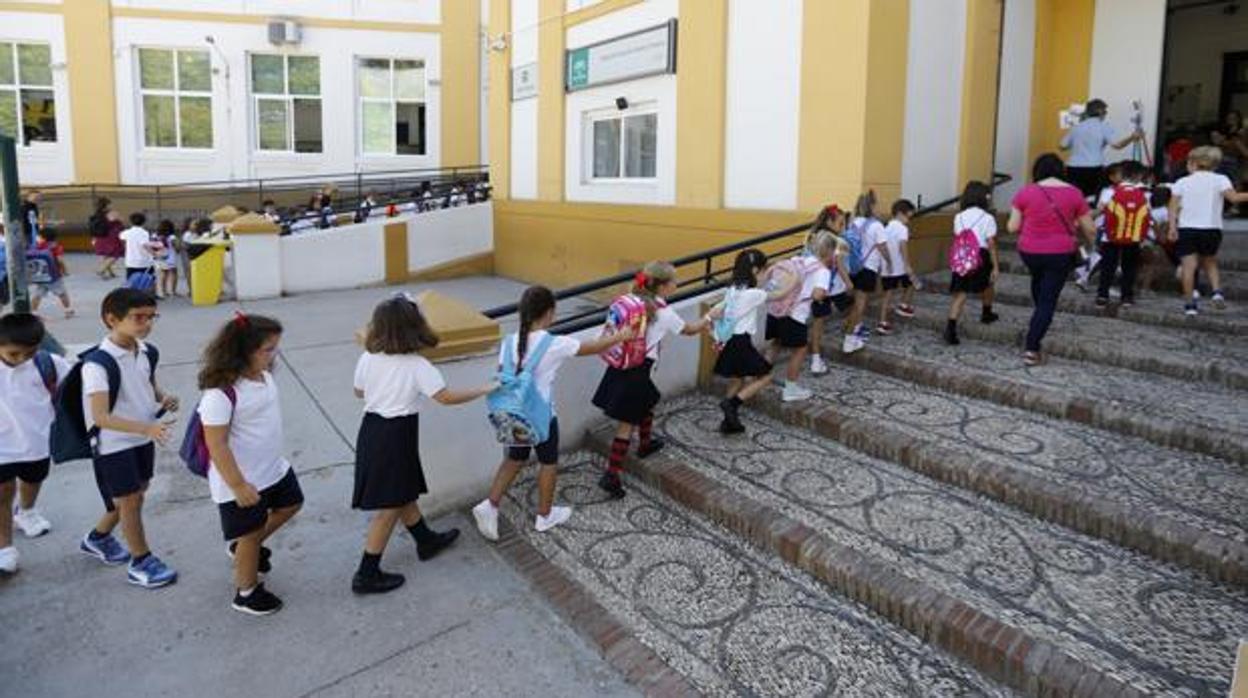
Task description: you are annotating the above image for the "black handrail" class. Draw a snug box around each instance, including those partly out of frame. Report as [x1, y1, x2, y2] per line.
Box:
[486, 172, 1012, 334]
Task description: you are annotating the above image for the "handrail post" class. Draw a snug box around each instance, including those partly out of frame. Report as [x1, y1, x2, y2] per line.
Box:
[704, 257, 712, 286]
[258, 179, 264, 210]
[155, 185, 162, 223]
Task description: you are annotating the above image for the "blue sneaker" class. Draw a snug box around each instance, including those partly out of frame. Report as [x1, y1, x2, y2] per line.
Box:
[127, 554, 177, 589]
[854, 324, 871, 339]
[80, 532, 131, 566]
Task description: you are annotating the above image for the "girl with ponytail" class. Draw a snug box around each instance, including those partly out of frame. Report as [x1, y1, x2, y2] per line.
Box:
[472, 286, 634, 541]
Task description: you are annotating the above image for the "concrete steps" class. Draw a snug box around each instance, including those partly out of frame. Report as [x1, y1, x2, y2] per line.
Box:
[994, 237, 1248, 272]
[492, 452, 1012, 697]
[992, 256, 1248, 301]
[821, 329, 1248, 464]
[581, 395, 1248, 697]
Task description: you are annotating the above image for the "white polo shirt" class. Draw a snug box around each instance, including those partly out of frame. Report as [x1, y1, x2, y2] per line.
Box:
[353, 352, 447, 418]
[0, 353, 71, 463]
[82, 337, 159, 456]
[1172, 171, 1234, 230]
[199, 372, 291, 504]
[121, 226, 154, 268]
[497, 331, 582, 411]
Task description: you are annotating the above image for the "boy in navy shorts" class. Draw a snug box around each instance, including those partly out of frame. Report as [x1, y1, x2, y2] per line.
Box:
[78, 289, 180, 588]
[0, 313, 70, 573]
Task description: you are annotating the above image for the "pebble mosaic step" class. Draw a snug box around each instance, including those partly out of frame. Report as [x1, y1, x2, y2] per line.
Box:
[992, 256, 1248, 301]
[820, 329, 1248, 464]
[585, 395, 1248, 697]
[721, 366, 1248, 587]
[899, 302, 1248, 389]
[492, 453, 1013, 697]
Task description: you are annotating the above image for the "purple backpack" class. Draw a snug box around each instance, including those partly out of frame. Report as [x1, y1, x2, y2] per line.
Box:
[178, 387, 236, 478]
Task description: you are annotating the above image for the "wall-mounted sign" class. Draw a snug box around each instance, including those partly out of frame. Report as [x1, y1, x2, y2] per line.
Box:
[512, 63, 538, 101]
[565, 19, 677, 92]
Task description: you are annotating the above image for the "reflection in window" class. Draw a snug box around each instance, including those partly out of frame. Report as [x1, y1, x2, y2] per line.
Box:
[0, 42, 56, 144]
[139, 48, 213, 149]
[357, 57, 426, 155]
[250, 53, 322, 153]
[590, 112, 656, 179]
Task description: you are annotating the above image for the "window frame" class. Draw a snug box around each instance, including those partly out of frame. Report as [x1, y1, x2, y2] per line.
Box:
[248, 52, 322, 155]
[0, 41, 57, 147]
[355, 55, 428, 157]
[585, 107, 658, 183]
[136, 46, 214, 151]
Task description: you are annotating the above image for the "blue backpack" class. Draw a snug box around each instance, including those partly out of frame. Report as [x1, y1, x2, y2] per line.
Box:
[486, 333, 555, 447]
[31, 350, 59, 397]
[711, 288, 739, 349]
[178, 386, 236, 478]
[51, 344, 160, 463]
[125, 269, 156, 292]
[843, 218, 871, 276]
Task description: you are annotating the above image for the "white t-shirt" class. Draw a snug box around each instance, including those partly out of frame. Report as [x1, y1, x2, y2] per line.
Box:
[881, 220, 910, 277]
[0, 353, 71, 463]
[645, 306, 685, 360]
[121, 226, 154, 268]
[198, 372, 291, 504]
[789, 265, 831, 325]
[353, 352, 447, 419]
[1171, 170, 1233, 230]
[722, 287, 767, 335]
[828, 264, 850, 297]
[852, 217, 888, 273]
[82, 338, 159, 456]
[1149, 207, 1168, 242]
[498, 330, 581, 409]
[953, 207, 997, 249]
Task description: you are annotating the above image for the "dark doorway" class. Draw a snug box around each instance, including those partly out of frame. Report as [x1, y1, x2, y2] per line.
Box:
[1219, 50, 1248, 117]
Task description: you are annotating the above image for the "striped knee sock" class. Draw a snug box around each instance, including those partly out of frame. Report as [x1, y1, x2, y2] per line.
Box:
[607, 437, 629, 474]
[638, 415, 653, 451]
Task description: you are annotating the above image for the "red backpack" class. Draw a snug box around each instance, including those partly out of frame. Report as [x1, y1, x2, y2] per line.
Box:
[600, 294, 664, 370]
[1104, 184, 1149, 245]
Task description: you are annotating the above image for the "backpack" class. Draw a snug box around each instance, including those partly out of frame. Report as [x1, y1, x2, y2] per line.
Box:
[125, 269, 156, 292]
[1104, 184, 1149, 245]
[31, 350, 58, 397]
[762, 257, 820, 318]
[88, 213, 110, 238]
[842, 219, 871, 276]
[711, 288, 739, 351]
[51, 344, 160, 463]
[601, 294, 659, 370]
[487, 333, 555, 447]
[178, 386, 237, 478]
[948, 213, 987, 277]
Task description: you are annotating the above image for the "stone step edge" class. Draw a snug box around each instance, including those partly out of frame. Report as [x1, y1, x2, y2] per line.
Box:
[904, 311, 1248, 390]
[489, 516, 701, 697]
[722, 383, 1248, 589]
[584, 430, 1144, 698]
[993, 241, 1248, 272]
[824, 346, 1247, 466]
[992, 258, 1248, 300]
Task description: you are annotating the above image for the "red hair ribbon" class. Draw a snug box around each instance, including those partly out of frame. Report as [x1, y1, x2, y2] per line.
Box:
[824, 204, 842, 217]
[233, 311, 249, 328]
[634, 271, 648, 287]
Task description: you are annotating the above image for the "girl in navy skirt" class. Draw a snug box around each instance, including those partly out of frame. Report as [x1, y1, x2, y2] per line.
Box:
[712, 249, 775, 434]
[945, 181, 1001, 345]
[351, 294, 494, 594]
[593, 261, 712, 499]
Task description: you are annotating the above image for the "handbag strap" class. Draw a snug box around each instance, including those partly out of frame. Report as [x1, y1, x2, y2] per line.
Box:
[1037, 185, 1078, 239]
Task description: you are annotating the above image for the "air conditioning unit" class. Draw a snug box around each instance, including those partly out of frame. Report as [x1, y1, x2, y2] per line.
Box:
[267, 19, 301, 45]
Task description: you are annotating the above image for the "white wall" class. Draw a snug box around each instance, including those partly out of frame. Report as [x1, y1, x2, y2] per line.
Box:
[900, 0, 967, 207]
[0, 11, 75, 185]
[109, 0, 441, 24]
[564, 0, 678, 205]
[993, 0, 1035, 207]
[1089, 0, 1165, 156]
[1162, 2, 1248, 127]
[722, 0, 802, 210]
[111, 17, 443, 184]
[509, 0, 538, 199]
[406, 203, 493, 272]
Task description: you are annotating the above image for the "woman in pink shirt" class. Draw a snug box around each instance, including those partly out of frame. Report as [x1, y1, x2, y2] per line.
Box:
[1007, 154, 1096, 365]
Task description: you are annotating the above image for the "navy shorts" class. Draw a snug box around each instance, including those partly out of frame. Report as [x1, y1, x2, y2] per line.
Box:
[811, 293, 852, 318]
[506, 418, 560, 465]
[881, 275, 912, 291]
[92, 443, 155, 511]
[1175, 228, 1222, 258]
[218, 469, 304, 541]
[765, 315, 809, 348]
[0, 458, 51, 485]
[852, 269, 880, 292]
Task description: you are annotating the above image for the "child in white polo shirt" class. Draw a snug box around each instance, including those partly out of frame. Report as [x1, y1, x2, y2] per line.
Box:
[0, 313, 70, 573]
[1168, 146, 1248, 315]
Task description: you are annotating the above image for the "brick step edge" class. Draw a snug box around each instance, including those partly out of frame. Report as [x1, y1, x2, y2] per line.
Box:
[993, 258, 1248, 301]
[585, 430, 1145, 698]
[491, 517, 701, 697]
[825, 346, 1247, 466]
[992, 240, 1248, 272]
[722, 383, 1248, 589]
[916, 282, 1244, 337]
[905, 311, 1248, 390]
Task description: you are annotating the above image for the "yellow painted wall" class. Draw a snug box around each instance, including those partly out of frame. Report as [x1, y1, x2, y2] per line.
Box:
[487, 0, 511, 199]
[674, 0, 727, 208]
[64, 0, 120, 184]
[860, 0, 909, 204]
[440, 0, 481, 168]
[564, 0, 646, 27]
[537, 0, 565, 200]
[1028, 0, 1095, 166]
[958, 0, 1004, 187]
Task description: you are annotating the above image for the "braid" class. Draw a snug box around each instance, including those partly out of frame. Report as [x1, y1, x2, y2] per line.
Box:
[517, 313, 532, 370]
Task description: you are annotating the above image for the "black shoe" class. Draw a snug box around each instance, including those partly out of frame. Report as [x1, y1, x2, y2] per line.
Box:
[352, 570, 406, 595]
[719, 400, 746, 434]
[718, 419, 746, 435]
[598, 472, 626, 499]
[1094, 296, 1109, 307]
[942, 326, 960, 346]
[416, 528, 460, 561]
[636, 438, 665, 459]
[231, 583, 283, 616]
[228, 542, 273, 574]
[980, 310, 999, 324]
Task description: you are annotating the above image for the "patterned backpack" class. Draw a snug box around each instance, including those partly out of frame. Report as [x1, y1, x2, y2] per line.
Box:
[948, 213, 987, 277]
[601, 294, 659, 370]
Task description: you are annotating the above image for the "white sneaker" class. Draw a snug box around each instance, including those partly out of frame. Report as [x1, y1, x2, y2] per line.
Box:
[1192, 290, 1201, 300]
[841, 334, 865, 354]
[471, 499, 499, 542]
[13, 507, 51, 538]
[1212, 292, 1226, 309]
[535, 506, 572, 533]
[781, 382, 813, 402]
[0, 546, 17, 574]
[810, 355, 829, 375]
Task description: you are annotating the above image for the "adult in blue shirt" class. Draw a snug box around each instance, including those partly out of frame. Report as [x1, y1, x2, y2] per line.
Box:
[1059, 99, 1142, 199]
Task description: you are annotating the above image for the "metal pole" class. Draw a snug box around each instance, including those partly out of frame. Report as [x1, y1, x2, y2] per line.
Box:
[2, 134, 30, 313]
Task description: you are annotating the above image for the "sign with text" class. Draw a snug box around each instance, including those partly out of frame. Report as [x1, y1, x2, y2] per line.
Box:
[565, 20, 676, 92]
[512, 63, 537, 101]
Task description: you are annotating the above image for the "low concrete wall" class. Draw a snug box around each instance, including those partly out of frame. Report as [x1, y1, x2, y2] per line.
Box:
[407, 205, 494, 273]
[281, 220, 387, 294]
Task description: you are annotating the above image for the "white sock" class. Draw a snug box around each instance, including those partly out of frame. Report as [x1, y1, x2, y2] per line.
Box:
[239, 586, 256, 597]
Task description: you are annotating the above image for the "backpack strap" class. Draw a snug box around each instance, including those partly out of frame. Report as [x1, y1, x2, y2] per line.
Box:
[81, 349, 122, 412]
[521, 334, 556, 376]
[501, 335, 517, 375]
[143, 344, 160, 387]
[32, 350, 57, 398]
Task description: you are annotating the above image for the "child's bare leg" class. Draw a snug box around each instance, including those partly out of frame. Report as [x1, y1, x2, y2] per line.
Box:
[487, 459, 525, 506]
[1180, 255, 1199, 299]
[0, 481, 14, 549]
[259, 504, 300, 543]
[93, 508, 120, 536]
[364, 508, 402, 555]
[809, 317, 825, 355]
[948, 292, 968, 321]
[614, 422, 634, 441]
[232, 529, 263, 590]
[879, 289, 894, 325]
[114, 491, 150, 557]
[1200, 255, 1221, 292]
[535, 464, 558, 516]
[786, 347, 808, 382]
[738, 373, 773, 401]
[724, 377, 743, 399]
[902, 286, 915, 307]
[17, 479, 41, 510]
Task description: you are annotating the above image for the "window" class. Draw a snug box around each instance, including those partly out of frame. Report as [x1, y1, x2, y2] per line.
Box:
[251, 54, 322, 153]
[590, 111, 656, 179]
[139, 48, 213, 149]
[0, 42, 56, 145]
[357, 57, 426, 155]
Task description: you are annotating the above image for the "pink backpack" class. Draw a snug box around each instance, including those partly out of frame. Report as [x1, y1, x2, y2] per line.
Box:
[601, 294, 662, 370]
[948, 215, 986, 276]
[763, 257, 821, 317]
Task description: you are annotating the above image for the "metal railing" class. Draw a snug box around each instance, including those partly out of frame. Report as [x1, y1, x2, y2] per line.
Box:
[484, 173, 1012, 334]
